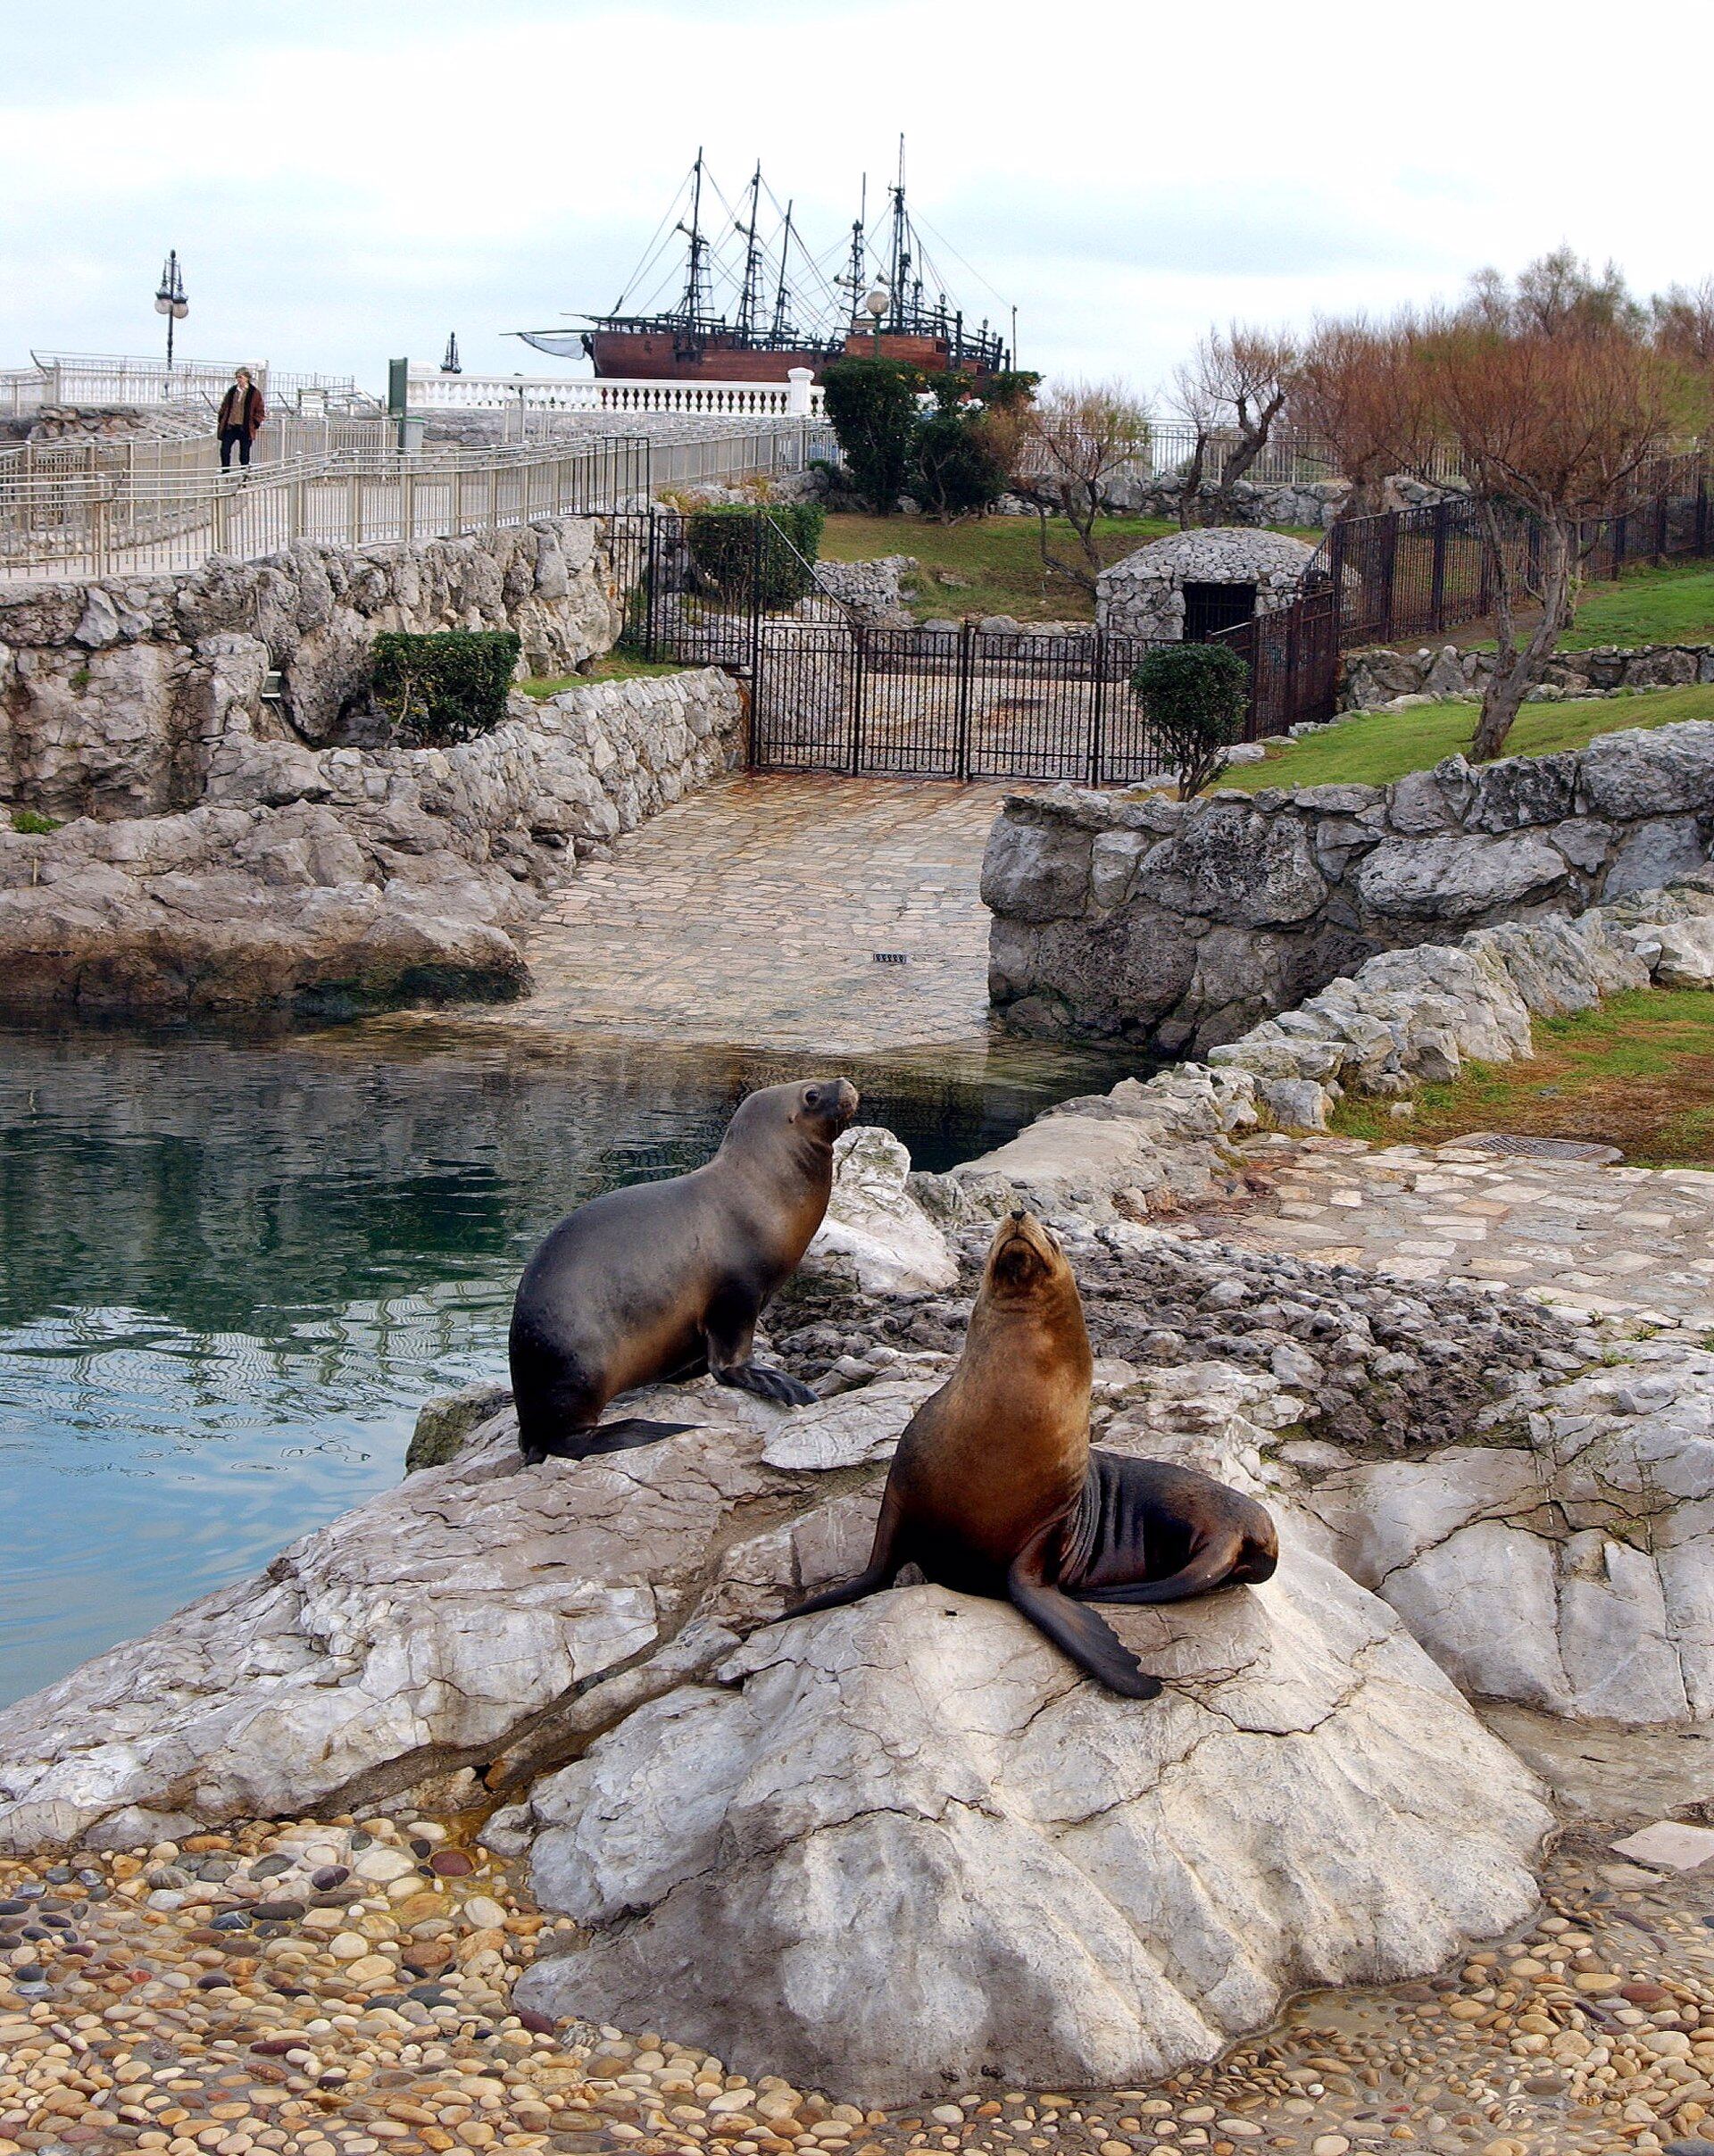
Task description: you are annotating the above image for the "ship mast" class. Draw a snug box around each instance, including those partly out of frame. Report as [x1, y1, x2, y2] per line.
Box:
[736, 162, 765, 340]
[887, 135, 911, 331]
[676, 149, 710, 327]
[770, 198, 796, 342]
[845, 175, 867, 328]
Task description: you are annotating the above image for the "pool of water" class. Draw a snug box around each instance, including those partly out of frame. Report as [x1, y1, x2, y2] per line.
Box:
[0, 1021, 1143, 1707]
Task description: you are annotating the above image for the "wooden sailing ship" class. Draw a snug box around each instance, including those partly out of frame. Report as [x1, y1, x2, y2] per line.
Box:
[515, 144, 1010, 384]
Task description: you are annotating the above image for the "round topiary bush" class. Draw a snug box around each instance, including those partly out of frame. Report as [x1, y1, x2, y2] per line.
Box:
[1130, 642, 1251, 796]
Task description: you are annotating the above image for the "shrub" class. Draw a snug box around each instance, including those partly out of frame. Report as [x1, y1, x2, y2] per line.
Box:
[371, 630, 521, 746]
[11, 808, 62, 836]
[685, 503, 825, 612]
[821, 358, 921, 513]
[1130, 643, 1251, 796]
[912, 408, 1007, 520]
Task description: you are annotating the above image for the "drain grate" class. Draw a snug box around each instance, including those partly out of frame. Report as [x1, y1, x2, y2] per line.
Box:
[871, 952, 908, 965]
[1453, 1131, 1623, 1165]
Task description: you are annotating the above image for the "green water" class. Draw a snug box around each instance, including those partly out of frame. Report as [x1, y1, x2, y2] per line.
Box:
[0, 1022, 1141, 1708]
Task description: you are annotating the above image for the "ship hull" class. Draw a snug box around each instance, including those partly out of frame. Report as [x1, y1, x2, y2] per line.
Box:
[584, 325, 999, 383]
[587, 329, 838, 383]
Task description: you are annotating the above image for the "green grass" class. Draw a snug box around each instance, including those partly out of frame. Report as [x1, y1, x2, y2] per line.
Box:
[1560, 560, 1714, 651]
[817, 512, 1326, 624]
[10, 809, 61, 835]
[1217, 682, 1714, 793]
[520, 653, 689, 697]
[1331, 986, 1714, 1167]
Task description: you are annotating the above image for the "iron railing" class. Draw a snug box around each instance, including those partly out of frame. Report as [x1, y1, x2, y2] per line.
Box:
[1217, 451, 1714, 735]
[605, 507, 1177, 783]
[0, 423, 836, 581]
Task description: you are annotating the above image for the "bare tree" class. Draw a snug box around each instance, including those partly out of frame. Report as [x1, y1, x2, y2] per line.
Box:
[1468, 246, 1643, 338]
[1171, 324, 1298, 520]
[1012, 381, 1152, 590]
[1290, 318, 1435, 521]
[1415, 311, 1668, 759]
[1161, 357, 1220, 529]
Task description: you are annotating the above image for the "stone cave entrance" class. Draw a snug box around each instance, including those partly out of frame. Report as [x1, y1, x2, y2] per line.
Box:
[1182, 580, 1258, 643]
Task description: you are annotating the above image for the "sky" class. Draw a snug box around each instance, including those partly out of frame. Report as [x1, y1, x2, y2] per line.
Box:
[4, 0, 1710, 401]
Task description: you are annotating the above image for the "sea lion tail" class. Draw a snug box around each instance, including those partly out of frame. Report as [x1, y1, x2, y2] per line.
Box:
[1077, 1534, 1247, 1606]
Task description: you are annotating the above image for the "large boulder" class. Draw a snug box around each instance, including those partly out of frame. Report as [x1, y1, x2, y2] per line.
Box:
[801, 1125, 958, 1294]
[517, 1542, 1548, 2102]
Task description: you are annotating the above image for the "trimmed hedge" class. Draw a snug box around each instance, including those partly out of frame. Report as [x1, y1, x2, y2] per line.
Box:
[1130, 642, 1251, 796]
[371, 630, 521, 746]
[685, 503, 825, 612]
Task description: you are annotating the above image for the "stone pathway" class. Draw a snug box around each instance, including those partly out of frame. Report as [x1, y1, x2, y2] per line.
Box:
[1218, 1135, 1714, 1336]
[5, 1811, 1714, 2156]
[432, 775, 1014, 1056]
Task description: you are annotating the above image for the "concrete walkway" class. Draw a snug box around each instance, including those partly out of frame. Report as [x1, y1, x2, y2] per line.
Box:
[439, 773, 1018, 1055]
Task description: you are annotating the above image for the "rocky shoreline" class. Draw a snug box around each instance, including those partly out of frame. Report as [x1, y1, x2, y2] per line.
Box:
[8, 885, 1714, 2142]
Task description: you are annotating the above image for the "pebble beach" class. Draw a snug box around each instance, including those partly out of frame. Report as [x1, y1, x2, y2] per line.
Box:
[4, 1811, 1713, 2156]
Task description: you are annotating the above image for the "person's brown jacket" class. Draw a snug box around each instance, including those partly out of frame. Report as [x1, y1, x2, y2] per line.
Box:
[216, 383, 265, 438]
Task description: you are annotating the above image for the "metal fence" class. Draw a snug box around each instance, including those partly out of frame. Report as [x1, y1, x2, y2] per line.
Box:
[0, 413, 394, 486]
[0, 424, 835, 581]
[606, 509, 1177, 782]
[4, 353, 366, 412]
[1216, 452, 1714, 734]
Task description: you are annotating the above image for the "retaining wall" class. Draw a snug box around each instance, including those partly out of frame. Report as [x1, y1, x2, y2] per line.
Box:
[0, 517, 621, 820]
[1343, 639, 1714, 712]
[983, 720, 1714, 1053]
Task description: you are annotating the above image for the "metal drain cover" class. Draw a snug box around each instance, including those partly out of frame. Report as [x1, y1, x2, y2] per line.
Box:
[871, 952, 908, 965]
[1455, 1131, 1623, 1165]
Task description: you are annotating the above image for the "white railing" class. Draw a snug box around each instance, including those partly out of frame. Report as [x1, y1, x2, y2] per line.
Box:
[408, 365, 825, 419]
[4, 353, 367, 413]
[0, 420, 837, 582]
[0, 414, 395, 487]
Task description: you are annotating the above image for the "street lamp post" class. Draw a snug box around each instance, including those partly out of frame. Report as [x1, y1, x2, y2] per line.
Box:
[864, 278, 889, 358]
[154, 251, 188, 371]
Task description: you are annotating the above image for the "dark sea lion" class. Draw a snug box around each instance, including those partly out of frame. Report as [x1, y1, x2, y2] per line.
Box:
[781, 1208, 1278, 1697]
[510, 1076, 860, 1465]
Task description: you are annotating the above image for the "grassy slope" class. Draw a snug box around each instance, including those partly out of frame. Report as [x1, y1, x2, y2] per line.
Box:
[817, 512, 1326, 624]
[1561, 561, 1714, 650]
[1332, 987, 1714, 1168]
[520, 653, 688, 697]
[1217, 684, 1714, 793]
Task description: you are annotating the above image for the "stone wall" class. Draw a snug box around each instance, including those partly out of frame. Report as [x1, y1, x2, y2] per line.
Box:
[1095, 528, 1318, 643]
[0, 667, 745, 1017]
[0, 516, 621, 820]
[983, 720, 1714, 1052]
[1342, 638, 1714, 712]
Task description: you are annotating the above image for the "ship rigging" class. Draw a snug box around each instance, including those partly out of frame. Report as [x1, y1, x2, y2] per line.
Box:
[514, 140, 1010, 384]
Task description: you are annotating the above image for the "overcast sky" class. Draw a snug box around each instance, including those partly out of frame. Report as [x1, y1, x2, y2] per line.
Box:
[4, 0, 1708, 400]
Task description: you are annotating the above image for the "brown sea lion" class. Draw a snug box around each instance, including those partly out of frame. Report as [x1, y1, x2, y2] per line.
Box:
[780, 1208, 1278, 1697]
[510, 1077, 860, 1465]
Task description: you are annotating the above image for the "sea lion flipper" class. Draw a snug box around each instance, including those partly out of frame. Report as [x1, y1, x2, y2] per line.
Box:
[1005, 1565, 1163, 1700]
[1078, 1533, 1248, 1606]
[714, 1361, 817, 1408]
[573, 1416, 699, 1456]
[773, 1486, 905, 1624]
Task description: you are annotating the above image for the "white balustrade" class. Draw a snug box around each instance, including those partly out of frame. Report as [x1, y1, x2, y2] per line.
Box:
[406, 365, 826, 418]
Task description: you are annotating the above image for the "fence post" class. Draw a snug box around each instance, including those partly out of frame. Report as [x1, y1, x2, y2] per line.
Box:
[954, 620, 975, 782]
[1088, 628, 1107, 785]
[1428, 501, 1449, 634]
[1327, 520, 1347, 642]
[644, 512, 660, 662]
[1700, 473, 1710, 558]
[849, 625, 867, 777]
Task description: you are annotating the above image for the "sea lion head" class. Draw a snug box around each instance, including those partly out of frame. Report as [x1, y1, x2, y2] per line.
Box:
[984, 1207, 1075, 1302]
[725, 1077, 861, 1162]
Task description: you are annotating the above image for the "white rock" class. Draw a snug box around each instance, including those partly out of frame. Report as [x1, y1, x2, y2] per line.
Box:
[1610, 1820, 1714, 1870]
[803, 1127, 958, 1294]
[519, 1544, 1548, 2103]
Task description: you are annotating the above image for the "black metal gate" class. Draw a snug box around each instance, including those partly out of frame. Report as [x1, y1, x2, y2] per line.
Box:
[750, 618, 1180, 783]
[605, 511, 1181, 784]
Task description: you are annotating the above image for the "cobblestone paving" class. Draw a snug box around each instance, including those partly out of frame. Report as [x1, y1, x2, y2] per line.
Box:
[5, 1815, 1713, 2156]
[1219, 1136, 1714, 1336]
[452, 776, 1017, 1055]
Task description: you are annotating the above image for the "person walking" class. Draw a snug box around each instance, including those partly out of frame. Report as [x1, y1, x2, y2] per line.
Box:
[216, 368, 265, 470]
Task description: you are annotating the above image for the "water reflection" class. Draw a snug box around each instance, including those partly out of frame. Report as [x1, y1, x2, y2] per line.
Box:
[0, 1022, 1143, 1705]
